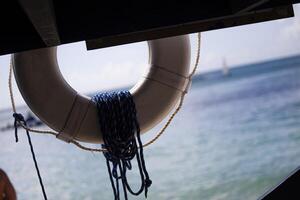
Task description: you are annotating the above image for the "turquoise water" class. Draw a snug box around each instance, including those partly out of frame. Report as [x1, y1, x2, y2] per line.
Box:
[1, 55, 300, 200]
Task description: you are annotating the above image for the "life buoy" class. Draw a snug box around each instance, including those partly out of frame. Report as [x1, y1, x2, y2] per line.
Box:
[12, 35, 191, 144]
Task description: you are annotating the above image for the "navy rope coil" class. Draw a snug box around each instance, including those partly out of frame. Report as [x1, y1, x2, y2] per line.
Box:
[92, 91, 152, 200]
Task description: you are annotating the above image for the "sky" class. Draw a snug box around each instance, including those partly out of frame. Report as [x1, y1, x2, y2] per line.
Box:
[0, 4, 299, 110]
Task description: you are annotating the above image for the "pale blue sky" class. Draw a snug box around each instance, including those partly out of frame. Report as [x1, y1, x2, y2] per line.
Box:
[0, 4, 299, 110]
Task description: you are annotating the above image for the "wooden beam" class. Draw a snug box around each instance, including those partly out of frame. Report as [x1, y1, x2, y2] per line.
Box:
[0, 0, 298, 55]
[86, 5, 294, 51]
[18, 0, 60, 46]
[230, 0, 271, 13]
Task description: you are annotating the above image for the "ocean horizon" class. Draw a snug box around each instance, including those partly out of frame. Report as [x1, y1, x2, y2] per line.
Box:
[2, 54, 299, 113]
[1, 54, 300, 199]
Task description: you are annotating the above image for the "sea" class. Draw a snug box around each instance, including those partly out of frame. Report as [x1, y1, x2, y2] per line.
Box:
[1, 55, 300, 200]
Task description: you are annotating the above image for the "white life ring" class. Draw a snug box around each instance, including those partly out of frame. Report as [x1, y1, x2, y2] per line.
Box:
[12, 35, 191, 144]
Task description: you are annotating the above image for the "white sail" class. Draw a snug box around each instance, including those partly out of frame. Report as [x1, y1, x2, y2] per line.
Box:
[222, 58, 230, 76]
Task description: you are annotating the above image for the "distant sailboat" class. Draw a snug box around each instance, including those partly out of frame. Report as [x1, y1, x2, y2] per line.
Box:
[222, 58, 230, 76]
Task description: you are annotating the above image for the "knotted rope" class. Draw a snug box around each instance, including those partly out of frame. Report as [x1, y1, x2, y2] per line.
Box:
[13, 112, 48, 200]
[92, 91, 151, 200]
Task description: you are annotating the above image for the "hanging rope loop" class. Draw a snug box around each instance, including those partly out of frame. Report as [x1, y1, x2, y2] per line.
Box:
[92, 91, 151, 200]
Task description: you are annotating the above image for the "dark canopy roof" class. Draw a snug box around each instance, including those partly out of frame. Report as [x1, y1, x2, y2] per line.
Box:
[0, 0, 299, 55]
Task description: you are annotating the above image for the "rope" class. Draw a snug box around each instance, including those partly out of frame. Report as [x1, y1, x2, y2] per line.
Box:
[92, 92, 151, 200]
[143, 33, 201, 147]
[13, 113, 48, 200]
[8, 33, 201, 152]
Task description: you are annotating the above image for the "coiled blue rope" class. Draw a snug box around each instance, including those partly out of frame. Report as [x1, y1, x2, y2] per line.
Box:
[92, 91, 152, 200]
